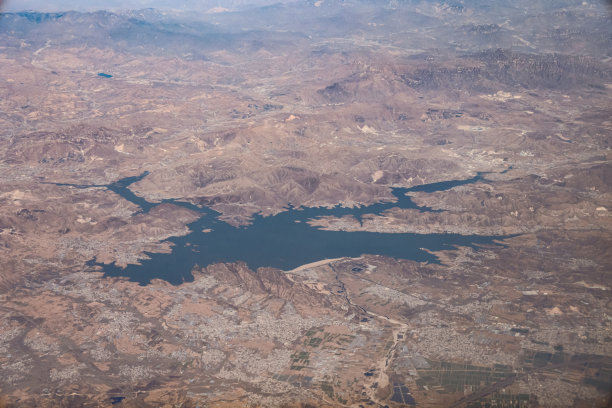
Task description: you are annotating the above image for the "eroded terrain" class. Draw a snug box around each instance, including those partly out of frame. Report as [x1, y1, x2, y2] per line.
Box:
[0, 0, 611, 406]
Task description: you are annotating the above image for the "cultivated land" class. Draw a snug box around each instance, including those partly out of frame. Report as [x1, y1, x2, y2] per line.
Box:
[0, 1, 611, 406]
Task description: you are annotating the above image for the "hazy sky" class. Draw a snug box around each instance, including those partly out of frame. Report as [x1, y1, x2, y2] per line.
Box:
[4, 0, 207, 11]
[4, 0, 611, 13]
[2, 0, 286, 12]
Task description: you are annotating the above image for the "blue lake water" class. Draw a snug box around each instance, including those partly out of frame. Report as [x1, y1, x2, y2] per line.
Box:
[59, 171, 505, 285]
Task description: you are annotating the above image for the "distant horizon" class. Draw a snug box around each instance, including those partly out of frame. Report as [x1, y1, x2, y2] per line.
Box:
[4, 0, 612, 15]
[2, 0, 296, 12]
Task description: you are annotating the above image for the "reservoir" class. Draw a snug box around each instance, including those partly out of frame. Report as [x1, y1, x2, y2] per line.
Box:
[76, 172, 504, 285]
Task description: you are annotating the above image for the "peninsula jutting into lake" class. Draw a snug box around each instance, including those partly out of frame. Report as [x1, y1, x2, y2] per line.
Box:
[81, 171, 505, 284]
